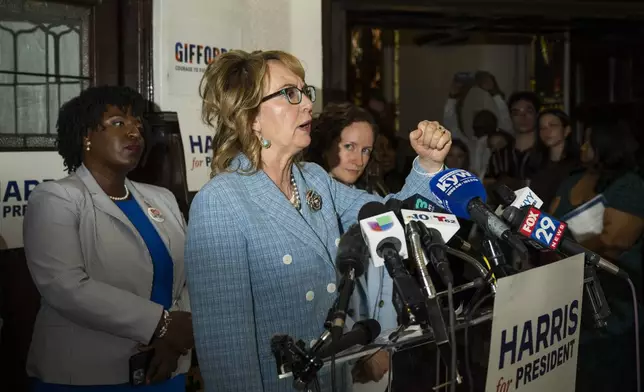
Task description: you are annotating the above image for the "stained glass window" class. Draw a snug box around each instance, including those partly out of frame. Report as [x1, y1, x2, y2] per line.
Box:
[0, 0, 90, 150]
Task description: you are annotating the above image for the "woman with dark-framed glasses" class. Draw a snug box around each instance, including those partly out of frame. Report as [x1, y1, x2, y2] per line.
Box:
[185, 49, 452, 392]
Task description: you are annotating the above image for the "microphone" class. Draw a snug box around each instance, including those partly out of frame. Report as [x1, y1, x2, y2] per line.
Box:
[502, 206, 628, 279]
[401, 194, 445, 212]
[358, 201, 409, 268]
[318, 319, 381, 358]
[288, 319, 382, 390]
[494, 185, 544, 216]
[406, 221, 459, 379]
[358, 202, 428, 326]
[330, 224, 367, 343]
[405, 220, 440, 298]
[426, 168, 528, 257]
[422, 226, 454, 286]
[501, 205, 616, 328]
[400, 208, 461, 246]
[385, 196, 472, 252]
[387, 197, 490, 289]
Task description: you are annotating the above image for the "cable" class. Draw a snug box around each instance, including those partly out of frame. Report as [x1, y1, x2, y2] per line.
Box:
[464, 272, 493, 319]
[435, 348, 441, 391]
[482, 256, 497, 284]
[445, 247, 496, 292]
[330, 353, 336, 392]
[464, 293, 494, 392]
[627, 278, 641, 392]
[447, 282, 457, 392]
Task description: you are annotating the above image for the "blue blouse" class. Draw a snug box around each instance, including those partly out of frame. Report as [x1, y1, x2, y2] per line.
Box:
[32, 197, 181, 392]
[115, 198, 174, 310]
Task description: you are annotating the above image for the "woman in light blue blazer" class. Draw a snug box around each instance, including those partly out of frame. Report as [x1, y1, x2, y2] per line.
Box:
[307, 102, 394, 385]
[185, 49, 452, 392]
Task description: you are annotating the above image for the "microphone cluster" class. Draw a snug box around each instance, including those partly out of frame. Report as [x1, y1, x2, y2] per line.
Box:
[272, 167, 634, 391]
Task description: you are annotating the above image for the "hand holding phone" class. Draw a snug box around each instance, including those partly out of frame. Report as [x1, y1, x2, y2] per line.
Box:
[143, 340, 182, 384]
[129, 349, 154, 386]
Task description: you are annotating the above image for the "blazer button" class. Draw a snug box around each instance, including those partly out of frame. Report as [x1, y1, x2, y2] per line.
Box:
[306, 291, 315, 301]
[378, 300, 385, 308]
[327, 283, 336, 293]
[282, 255, 293, 265]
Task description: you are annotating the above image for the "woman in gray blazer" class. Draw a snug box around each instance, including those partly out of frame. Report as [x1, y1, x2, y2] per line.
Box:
[23, 86, 194, 391]
[185, 49, 452, 392]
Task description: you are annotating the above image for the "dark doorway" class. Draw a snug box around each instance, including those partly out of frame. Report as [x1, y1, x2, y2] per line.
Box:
[323, 0, 644, 146]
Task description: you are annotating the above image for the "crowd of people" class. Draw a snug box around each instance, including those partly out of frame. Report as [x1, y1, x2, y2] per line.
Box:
[16, 50, 643, 392]
[438, 71, 643, 392]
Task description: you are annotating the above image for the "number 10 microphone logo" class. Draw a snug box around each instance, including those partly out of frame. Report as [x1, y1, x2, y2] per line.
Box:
[520, 207, 567, 250]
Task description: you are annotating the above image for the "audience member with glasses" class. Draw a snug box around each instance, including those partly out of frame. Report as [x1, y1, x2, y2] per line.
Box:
[184, 49, 453, 392]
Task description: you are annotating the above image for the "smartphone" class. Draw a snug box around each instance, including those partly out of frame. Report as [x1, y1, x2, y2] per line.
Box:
[129, 350, 154, 386]
[454, 71, 474, 84]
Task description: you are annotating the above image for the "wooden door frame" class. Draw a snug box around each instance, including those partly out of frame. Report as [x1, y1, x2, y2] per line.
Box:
[91, 0, 154, 102]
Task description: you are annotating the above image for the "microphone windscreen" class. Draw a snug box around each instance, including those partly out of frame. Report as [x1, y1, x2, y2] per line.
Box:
[336, 224, 367, 277]
[401, 194, 446, 213]
[353, 318, 381, 343]
[428, 168, 487, 219]
[494, 184, 517, 207]
[501, 206, 524, 228]
[384, 198, 403, 213]
[358, 201, 388, 221]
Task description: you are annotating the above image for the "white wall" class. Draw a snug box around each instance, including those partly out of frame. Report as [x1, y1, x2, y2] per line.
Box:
[153, 0, 322, 191]
[398, 30, 529, 136]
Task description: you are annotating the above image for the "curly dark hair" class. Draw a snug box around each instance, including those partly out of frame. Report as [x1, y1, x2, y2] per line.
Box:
[307, 102, 379, 170]
[56, 85, 147, 173]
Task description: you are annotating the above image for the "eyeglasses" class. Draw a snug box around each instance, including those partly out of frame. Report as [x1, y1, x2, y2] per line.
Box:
[261, 85, 316, 105]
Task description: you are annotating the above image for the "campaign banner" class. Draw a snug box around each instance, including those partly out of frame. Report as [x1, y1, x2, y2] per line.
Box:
[156, 8, 242, 191]
[485, 254, 584, 392]
[0, 151, 67, 250]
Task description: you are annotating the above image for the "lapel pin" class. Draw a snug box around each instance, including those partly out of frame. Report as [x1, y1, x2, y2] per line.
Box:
[147, 205, 165, 223]
[305, 190, 322, 212]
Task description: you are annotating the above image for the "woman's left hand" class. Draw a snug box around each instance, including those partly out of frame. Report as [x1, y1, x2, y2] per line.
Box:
[140, 340, 181, 384]
[409, 120, 452, 173]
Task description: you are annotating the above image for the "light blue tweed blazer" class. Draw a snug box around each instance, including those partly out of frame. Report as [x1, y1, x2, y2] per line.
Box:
[184, 154, 441, 392]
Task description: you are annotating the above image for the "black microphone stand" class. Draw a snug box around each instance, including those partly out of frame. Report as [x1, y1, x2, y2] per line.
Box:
[480, 236, 512, 279]
[582, 261, 611, 329]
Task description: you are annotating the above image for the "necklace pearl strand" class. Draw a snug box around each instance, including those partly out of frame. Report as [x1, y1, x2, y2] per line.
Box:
[108, 185, 130, 201]
[289, 172, 301, 210]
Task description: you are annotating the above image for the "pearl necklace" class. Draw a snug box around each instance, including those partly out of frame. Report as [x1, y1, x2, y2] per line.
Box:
[289, 173, 301, 210]
[108, 185, 130, 201]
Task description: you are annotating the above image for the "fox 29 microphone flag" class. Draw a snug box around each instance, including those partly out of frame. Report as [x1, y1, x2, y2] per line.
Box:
[427, 168, 487, 219]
